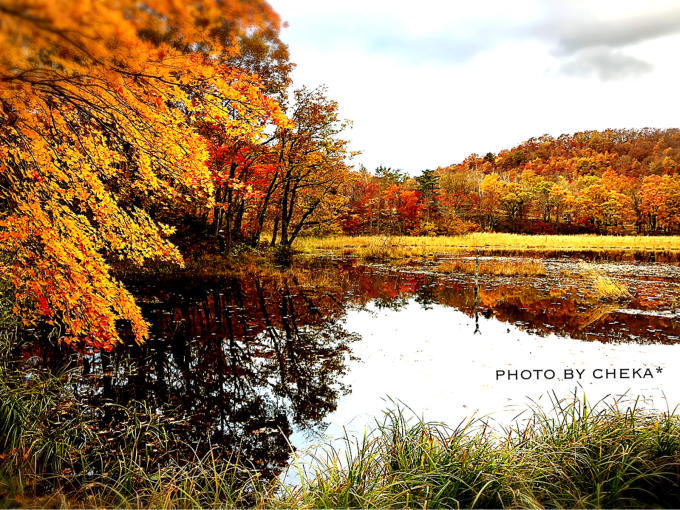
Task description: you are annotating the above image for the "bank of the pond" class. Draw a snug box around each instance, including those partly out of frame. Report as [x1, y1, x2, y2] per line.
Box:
[112, 234, 680, 284]
[2, 344, 680, 510]
[296, 233, 680, 261]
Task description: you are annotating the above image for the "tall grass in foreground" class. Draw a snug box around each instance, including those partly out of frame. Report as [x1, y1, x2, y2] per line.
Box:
[296, 233, 680, 259]
[286, 398, 680, 509]
[0, 355, 269, 509]
[3, 342, 680, 510]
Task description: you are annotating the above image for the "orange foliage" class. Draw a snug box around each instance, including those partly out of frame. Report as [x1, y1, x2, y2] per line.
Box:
[340, 129, 680, 236]
[0, 0, 286, 350]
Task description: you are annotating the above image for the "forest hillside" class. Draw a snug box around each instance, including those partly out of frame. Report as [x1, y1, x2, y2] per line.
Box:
[340, 129, 680, 236]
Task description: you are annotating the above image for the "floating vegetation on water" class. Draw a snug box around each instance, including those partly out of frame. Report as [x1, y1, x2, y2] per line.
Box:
[579, 263, 633, 302]
[436, 258, 547, 276]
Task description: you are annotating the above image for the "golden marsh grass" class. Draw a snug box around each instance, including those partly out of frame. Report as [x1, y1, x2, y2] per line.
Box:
[579, 263, 633, 302]
[436, 259, 547, 276]
[296, 233, 680, 259]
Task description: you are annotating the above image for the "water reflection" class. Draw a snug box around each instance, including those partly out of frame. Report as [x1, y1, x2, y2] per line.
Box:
[18, 259, 680, 479]
[329, 262, 680, 344]
[24, 273, 359, 477]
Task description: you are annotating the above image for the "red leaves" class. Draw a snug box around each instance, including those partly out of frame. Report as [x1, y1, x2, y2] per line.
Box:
[36, 294, 50, 315]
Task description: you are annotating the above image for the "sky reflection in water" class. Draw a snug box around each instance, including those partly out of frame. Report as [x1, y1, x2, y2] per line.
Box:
[22, 259, 680, 481]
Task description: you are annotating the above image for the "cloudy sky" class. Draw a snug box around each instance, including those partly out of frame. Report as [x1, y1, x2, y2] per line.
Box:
[268, 0, 680, 174]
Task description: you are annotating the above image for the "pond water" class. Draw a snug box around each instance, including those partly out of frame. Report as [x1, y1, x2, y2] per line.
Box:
[19, 258, 680, 480]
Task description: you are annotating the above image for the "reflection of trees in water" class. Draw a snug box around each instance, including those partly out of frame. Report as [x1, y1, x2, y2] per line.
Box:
[18, 261, 680, 477]
[39, 274, 358, 477]
[372, 296, 410, 311]
[433, 278, 680, 342]
[414, 283, 437, 310]
[335, 264, 680, 344]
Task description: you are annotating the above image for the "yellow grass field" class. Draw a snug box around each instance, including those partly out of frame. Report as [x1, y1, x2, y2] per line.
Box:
[295, 233, 680, 259]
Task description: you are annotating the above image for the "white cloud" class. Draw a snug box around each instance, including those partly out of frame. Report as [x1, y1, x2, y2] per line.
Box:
[269, 1, 680, 173]
[559, 48, 654, 81]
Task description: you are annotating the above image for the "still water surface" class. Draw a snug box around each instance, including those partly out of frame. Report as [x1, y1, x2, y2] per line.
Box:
[22, 259, 680, 479]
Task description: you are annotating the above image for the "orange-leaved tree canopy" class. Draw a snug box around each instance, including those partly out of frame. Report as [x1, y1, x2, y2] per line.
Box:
[0, 0, 288, 350]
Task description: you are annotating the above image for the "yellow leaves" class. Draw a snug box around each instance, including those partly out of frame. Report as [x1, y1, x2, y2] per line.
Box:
[0, 0, 289, 351]
[0, 186, 161, 349]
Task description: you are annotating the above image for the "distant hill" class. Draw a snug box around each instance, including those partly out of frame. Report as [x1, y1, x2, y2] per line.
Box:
[443, 128, 680, 179]
[340, 129, 680, 236]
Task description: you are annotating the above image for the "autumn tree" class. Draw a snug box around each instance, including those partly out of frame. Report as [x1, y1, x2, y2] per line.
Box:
[479, 174, 504, 229]
[340, 169, 381, 234]
[640, 175, 680, 233]
[574, 183, 636, 234]
[436, 165, 481, 224]
[380, 185, 424, 234]
[0, 0, 286, 350]
[195, 16, 294, 253]
[409, 128, 680, 235]
[500, 182, 530, 229]
[270, 87, 352, 248]
[548, 184, 574, 227]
